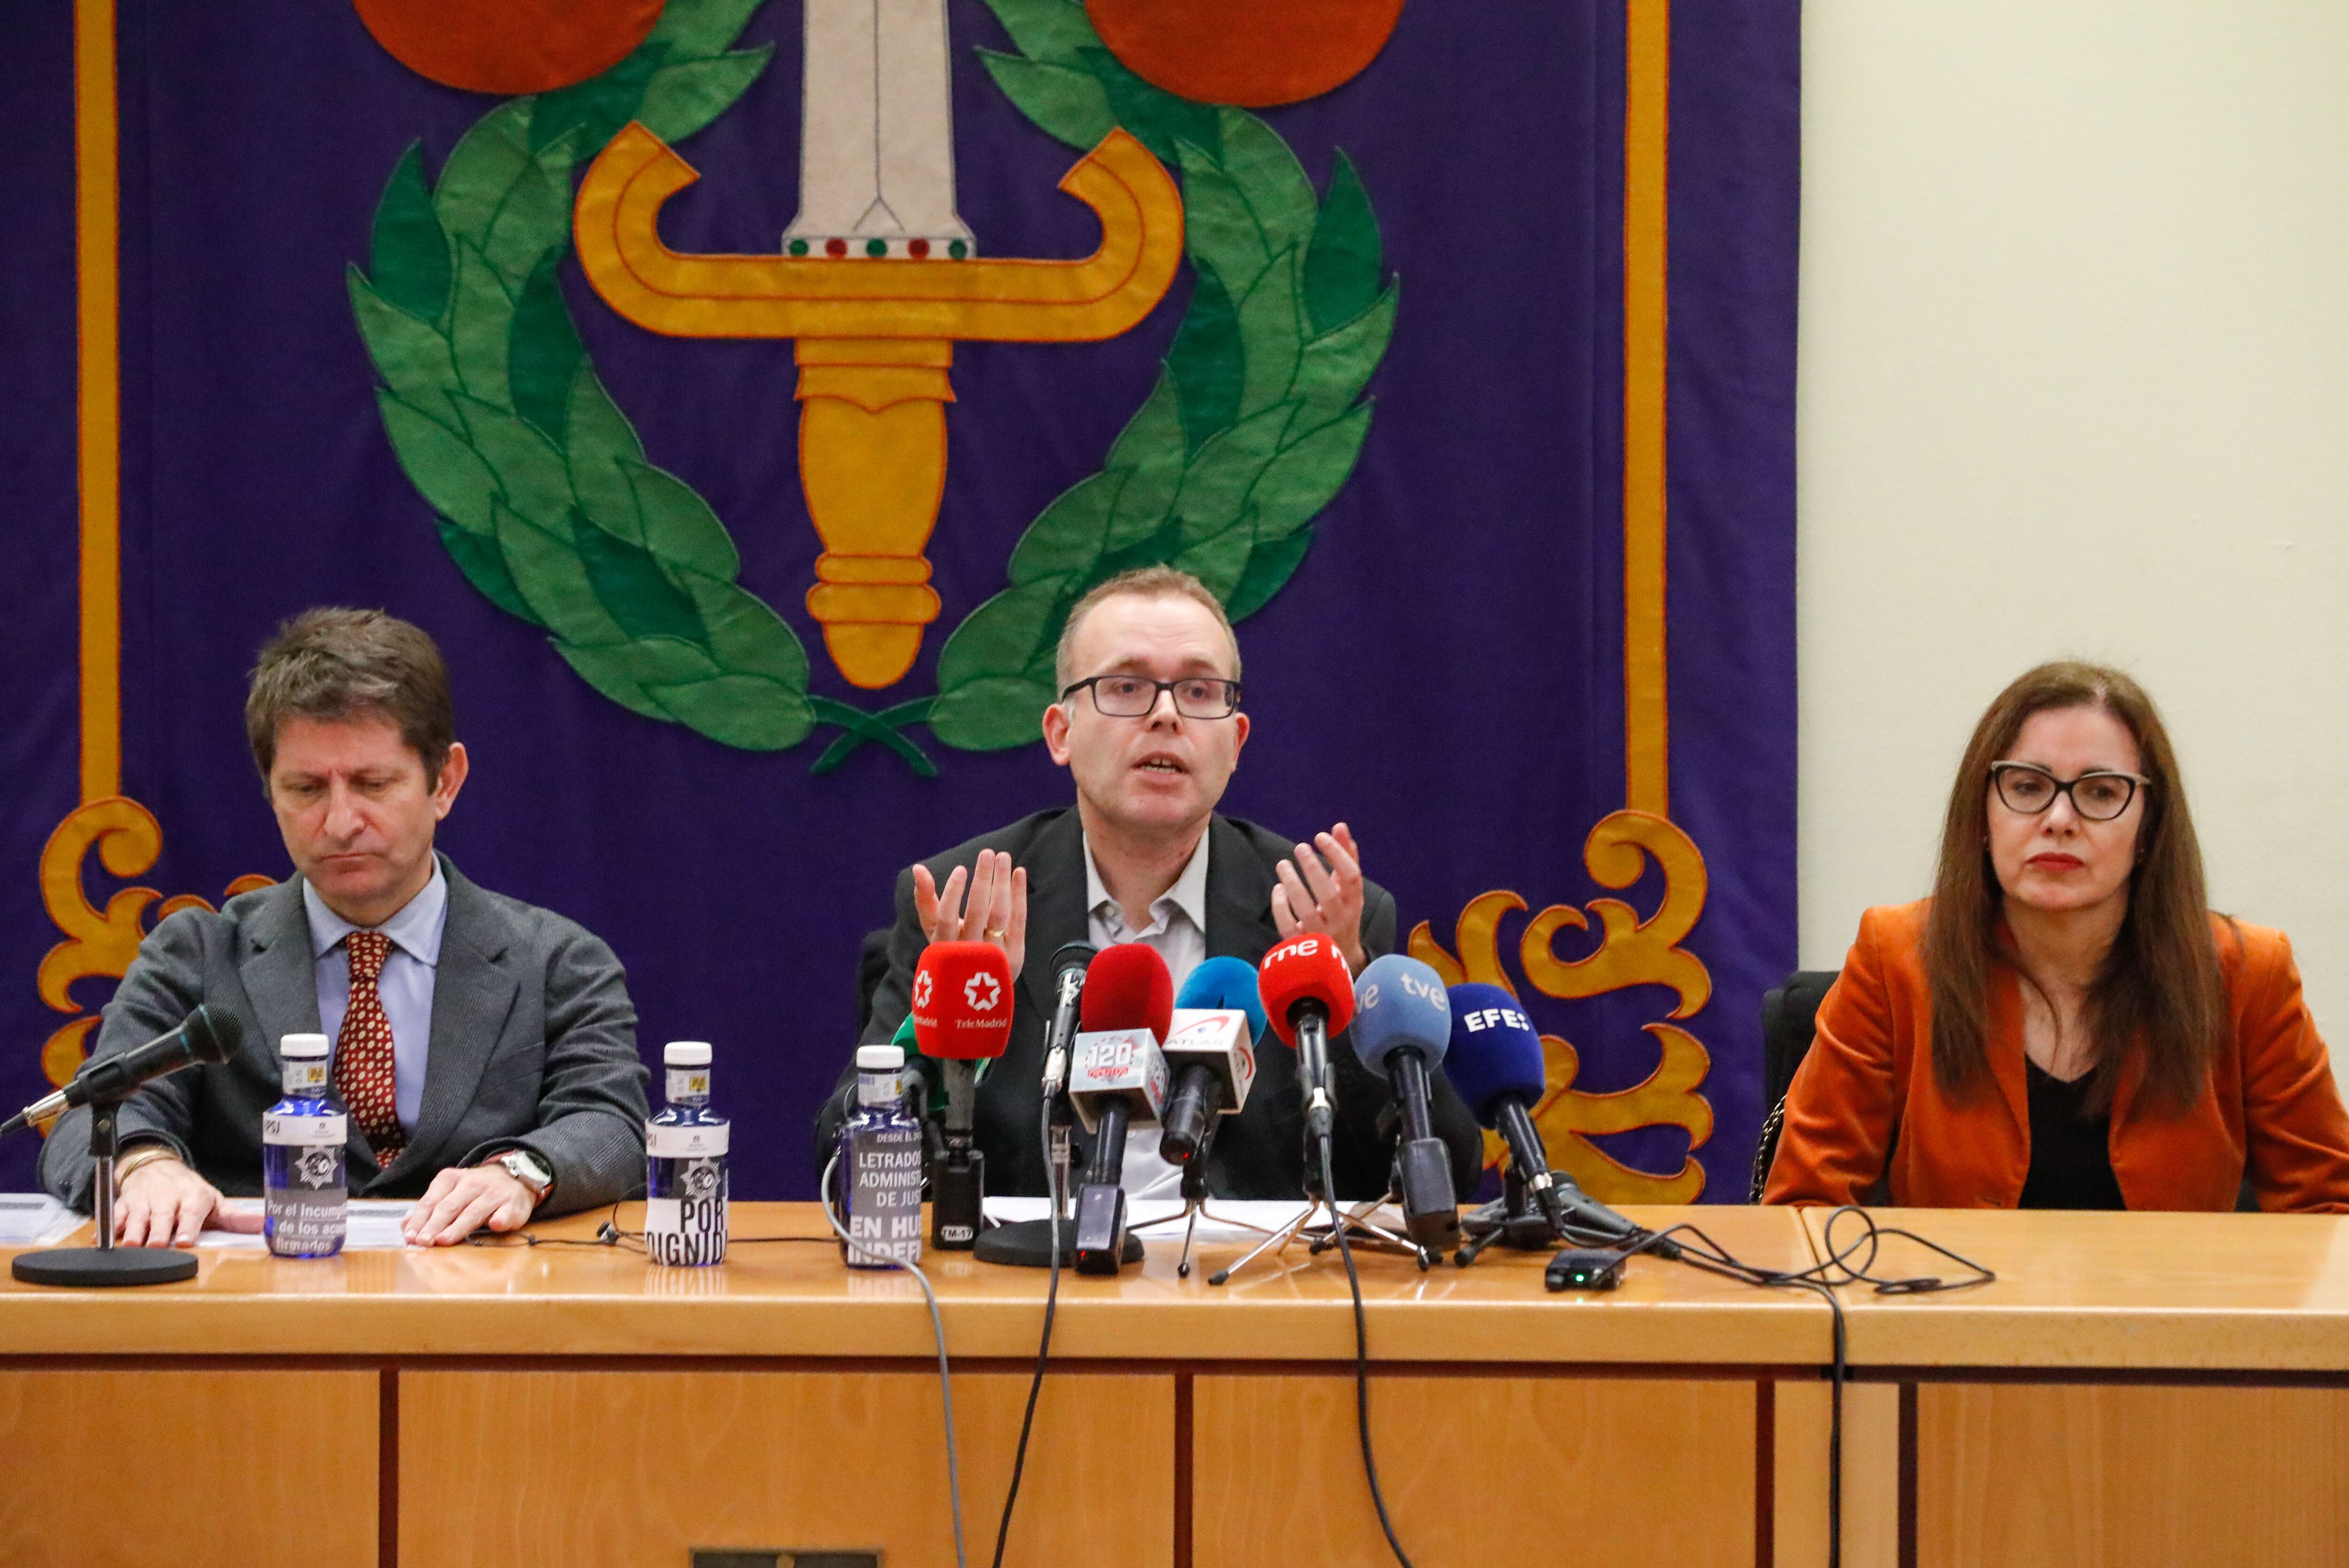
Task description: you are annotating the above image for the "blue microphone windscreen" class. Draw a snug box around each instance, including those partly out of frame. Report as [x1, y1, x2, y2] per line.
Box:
[1175, 955, 1268, 1040]
[1443, 983, 1548, 1126]
[1351, 955, 1454, 1080]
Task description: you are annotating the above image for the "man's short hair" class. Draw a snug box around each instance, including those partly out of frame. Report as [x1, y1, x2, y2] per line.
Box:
[245, 608, 456, 786]
[1053, 567, 1242, 692]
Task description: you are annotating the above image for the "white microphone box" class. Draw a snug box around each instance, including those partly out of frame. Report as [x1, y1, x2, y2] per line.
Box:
[1068, 1027, 1168, 1132]
[1162, 1009, 1257, 1112]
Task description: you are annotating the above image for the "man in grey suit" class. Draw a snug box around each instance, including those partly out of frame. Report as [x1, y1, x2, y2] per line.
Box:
[41, 609, 647, 1247]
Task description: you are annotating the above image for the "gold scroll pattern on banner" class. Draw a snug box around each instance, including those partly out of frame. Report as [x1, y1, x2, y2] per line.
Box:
[1408, 810, 1713, 1203]
[36, 797, 273, 1097]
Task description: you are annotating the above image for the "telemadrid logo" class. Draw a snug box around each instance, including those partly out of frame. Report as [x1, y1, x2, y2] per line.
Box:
[912, 970, 933, 1008]
[964, 972, 1002, 1011]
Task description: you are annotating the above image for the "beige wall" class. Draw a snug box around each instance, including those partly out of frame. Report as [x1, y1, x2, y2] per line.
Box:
[1797, 1, 2349, 1053]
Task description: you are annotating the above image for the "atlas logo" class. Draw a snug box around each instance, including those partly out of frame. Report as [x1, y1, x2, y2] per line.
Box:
[912, 970, 933, 1009]
[964, 972, 1002, 1011]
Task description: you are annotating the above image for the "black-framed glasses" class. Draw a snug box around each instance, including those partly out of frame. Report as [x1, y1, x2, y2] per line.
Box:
[1989, 761, 2149, 822]
[1059, 674, 1242, 719]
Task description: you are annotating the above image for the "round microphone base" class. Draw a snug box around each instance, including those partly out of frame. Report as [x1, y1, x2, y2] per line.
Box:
[973, 1218, 1143, 1269]
[13, 1246, 199, 1288]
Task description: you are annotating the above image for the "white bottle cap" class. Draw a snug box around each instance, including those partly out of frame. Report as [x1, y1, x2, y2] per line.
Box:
[281, 1033, 330, 1059]
[664, 1041, 713, 1066]
[857, 1045, 905, 1071]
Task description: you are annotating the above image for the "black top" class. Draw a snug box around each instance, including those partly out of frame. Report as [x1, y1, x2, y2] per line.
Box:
[2016, 1058, 2126, 1211]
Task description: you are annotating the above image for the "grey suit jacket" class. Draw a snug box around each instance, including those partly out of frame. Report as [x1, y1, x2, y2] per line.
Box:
[39, 854, 649, 1216]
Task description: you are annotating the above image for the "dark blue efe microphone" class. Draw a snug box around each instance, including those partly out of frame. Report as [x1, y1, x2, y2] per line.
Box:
[1444, 983, 1647, 1246]
[1353, 955, 1461, 1250]
[1159, 956, 1267, 1164]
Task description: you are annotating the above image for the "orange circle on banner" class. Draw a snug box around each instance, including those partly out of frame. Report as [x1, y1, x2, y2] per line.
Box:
[1084, 0, 1403, 108]
[353, 0, 665, 95]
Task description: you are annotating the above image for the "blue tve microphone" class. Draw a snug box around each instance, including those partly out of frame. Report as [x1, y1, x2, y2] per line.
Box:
[1159, 956, 1267, 1164]
[1445, 983, 1644, 1245]
[1353, 955, 1461, 1250]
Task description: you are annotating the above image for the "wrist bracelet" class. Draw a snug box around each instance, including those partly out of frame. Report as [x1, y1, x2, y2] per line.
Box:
[112, 1144, 181, 1185]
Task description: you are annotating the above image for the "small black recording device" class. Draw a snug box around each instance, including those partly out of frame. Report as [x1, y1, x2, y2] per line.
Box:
[1545, 1247, 1628, 1292]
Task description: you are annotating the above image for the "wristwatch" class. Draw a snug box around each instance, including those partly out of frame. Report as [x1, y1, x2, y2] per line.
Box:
[488, 1149, 554, 1206]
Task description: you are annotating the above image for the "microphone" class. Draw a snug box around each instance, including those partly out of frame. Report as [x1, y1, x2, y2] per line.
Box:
[1036, 942, 1098, 1099]
[1351, 955, 1461, 1251]
[1158, 955, 1266, 1164]
[1065, 943, 1173, 1273]
[1258, 935, 1354, 1189]
[1443, 984, 1657, 1250]
[0, 1006, 243, 1137]
[910, 941, 1014, 1248]
[1443, 984, 1566, 1233]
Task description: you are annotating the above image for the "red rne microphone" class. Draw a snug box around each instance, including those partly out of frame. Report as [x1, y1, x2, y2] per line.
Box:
[1077, 941, 1175, 1043]
[1258, 933, 1354, 1153]
[1257, 934, 1355, 1044]
[911, 941, 1015, 1060]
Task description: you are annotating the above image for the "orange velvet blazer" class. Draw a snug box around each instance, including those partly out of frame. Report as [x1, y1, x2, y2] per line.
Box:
[1764, 900, 2349, 1211]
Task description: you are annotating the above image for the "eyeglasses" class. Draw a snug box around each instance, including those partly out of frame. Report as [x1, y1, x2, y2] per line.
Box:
[1989, 761, 2149, 822]
[1059, 674, 1242, 719]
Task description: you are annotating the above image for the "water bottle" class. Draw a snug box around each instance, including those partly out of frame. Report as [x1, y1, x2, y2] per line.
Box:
[646, 1041, 729, 1266]
[838, 1044, 924, 1268]
[262, 1032, 347, 1258]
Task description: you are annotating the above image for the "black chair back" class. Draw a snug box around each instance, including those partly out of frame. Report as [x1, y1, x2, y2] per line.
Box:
[1749, 968, 1841, 1202]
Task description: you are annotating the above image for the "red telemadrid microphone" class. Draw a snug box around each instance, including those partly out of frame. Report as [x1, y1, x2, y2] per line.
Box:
[1066, 943, 1173, 1274]
[910, 941, 1013, 1248]
[1258, 934, 1354, 1160]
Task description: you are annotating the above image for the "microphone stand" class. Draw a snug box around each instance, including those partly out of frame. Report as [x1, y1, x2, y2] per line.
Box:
[1125, 1118, 1276, 1279]
[9, 1095, 200, 1287]
[1454, 1164, 1565, 1266]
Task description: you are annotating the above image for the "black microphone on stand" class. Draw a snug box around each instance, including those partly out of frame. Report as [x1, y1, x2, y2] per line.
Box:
[0, 1005, 242, 1138]
[7, 1005, 245, 1289]
[1036, 941, 1097, 1207]
[1066, 944, 1174, 1274]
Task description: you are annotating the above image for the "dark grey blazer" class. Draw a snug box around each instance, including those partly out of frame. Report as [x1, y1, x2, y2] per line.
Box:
[39, 854, 648, 1216]
[814, 808, 1484, 1202]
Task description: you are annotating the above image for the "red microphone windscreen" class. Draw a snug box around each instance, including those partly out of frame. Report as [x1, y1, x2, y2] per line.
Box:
[911, 941, 1015, 1060]
[1257, 935, 1355, 1045]
[1078, 942, 1174, 1043]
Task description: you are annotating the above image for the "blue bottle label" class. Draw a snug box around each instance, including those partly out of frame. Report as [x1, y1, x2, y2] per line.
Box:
[263, 1105, 348, 1258]
[843, 1120, 924, 1267]
[646, 1119, 728, 1266]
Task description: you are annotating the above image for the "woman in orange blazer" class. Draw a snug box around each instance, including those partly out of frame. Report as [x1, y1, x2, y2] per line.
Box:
[1766, 661, 2349, 1211]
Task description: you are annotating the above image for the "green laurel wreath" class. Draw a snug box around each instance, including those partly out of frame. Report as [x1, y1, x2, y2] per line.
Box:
[351, 0, 1393, 775]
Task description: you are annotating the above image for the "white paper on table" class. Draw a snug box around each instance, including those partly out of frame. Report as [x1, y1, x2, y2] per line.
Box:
[199, 1198, 418, 1250]
[983, 1195, 1397, 1243]
[0, 1193, 77, 1245]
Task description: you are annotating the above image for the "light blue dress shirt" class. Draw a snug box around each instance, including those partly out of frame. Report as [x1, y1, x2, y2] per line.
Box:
[304, 860, 449, 1138]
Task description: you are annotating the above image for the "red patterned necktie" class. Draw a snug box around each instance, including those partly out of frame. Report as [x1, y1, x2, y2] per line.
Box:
[335, 930, 404, 1163]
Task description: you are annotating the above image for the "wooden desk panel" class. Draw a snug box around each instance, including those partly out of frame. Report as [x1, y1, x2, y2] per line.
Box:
[0, 1204, 1828, 1366]
[0, 1368, 379, 1568]
[1193, 1372, 1760, 1568]
[1914, 1382, 2349, 1568]
[400, 1367, 1174, 1568]
[1794, 1208, 2349, 1370]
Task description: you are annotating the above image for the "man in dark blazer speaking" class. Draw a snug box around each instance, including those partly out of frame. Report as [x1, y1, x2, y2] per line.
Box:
[817, 567, 1481, 1203]
[41, 609, 648, 1248]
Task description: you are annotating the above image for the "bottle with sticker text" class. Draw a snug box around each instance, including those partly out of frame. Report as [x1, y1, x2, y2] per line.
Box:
[837, 1043, 925, 1268]
[646, 1041, 729, 1266]
[263, 1032, 348, 1258]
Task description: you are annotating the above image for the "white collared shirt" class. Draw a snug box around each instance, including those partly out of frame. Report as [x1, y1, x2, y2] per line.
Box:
[1083, 830, 1211, 1199]
[303, 860, 449, 1137]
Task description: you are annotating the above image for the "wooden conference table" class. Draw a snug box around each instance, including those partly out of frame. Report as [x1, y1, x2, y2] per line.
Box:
[0, 1203, 2344, 1568]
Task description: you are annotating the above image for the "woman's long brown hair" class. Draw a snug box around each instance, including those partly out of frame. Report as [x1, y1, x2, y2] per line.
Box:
[1923, 661, 2225, 1113]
